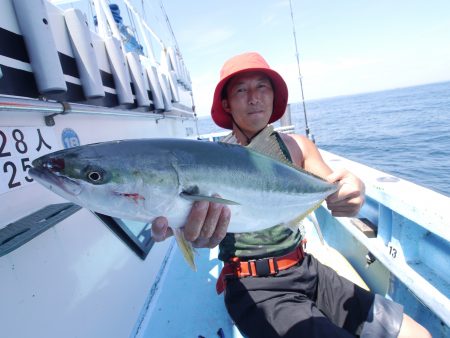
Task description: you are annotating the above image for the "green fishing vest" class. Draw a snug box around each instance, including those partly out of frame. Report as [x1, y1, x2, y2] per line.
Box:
[218, 127, 303, 261]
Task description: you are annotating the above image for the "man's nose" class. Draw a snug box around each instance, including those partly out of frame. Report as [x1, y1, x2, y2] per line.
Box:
[248, 88, 260, 104]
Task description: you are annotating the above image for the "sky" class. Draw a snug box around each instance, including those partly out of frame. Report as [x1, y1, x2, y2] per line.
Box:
[160, 0, 450, 118]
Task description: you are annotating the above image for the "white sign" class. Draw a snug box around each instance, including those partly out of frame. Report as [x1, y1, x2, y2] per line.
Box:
[0, 127, 59, 194]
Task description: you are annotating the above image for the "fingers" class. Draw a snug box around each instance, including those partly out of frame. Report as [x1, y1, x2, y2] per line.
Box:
[201, 198, 223, 238]
[326, 185, 359, 204]
[182, 194, 230, 248]
[327, 198, 364, 217]
[152, 195, 231, 249]
[189, 196, 231, 248]
[326, 181, 363, 204]
[183, 200, 209, 241]
[325, 169, 365, 217]
[325, 168, 348, 184]
[151, 216, 173, 242]
[326, 186, 364, 217]
[200, 205, 231, 248]
[327, 203, 361, 217]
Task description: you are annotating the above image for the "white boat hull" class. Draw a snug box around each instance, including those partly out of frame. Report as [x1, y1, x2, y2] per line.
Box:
[0, 1, 198, 337]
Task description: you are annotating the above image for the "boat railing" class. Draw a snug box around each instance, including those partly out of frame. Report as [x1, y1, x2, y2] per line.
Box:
[2, 0, 194, 117]
[0, 95, 193, 127]
[198, 124, 296, 142]
[320, 149, 450, 327]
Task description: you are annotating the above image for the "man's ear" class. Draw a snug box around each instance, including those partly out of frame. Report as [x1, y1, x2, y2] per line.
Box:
[222, 99, 231, 112]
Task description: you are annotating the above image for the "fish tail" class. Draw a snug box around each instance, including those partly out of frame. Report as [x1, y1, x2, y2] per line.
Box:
[173, 228, 197, 271]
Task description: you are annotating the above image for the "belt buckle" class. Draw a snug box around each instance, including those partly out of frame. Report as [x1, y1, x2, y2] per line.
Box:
[249, 258, 278, 277]
[230, 256, 241, 273]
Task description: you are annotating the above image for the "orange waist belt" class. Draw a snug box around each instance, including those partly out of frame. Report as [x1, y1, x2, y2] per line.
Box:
[216, 244, 306, 294]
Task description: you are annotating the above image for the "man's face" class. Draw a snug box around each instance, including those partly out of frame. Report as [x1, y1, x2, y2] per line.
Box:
[222, 71, 274, 136]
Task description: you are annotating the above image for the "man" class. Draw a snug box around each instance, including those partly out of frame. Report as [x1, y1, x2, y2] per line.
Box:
[152, 52, 430, 338]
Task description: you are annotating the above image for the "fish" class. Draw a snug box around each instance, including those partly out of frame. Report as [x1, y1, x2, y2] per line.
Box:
[29, 136, 337, 269]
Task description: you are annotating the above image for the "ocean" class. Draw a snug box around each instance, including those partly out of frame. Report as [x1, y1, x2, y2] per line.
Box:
[196, 81, 450, 197]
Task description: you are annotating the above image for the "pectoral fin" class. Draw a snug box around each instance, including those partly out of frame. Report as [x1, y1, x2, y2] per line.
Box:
[173, 228, 197, 271]
[180, 192, 240, 205]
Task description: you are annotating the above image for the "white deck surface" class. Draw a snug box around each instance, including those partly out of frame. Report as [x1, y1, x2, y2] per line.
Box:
[139, 243, 244, 338]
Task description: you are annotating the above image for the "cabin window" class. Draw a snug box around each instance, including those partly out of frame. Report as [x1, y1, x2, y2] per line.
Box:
[94, 213, 154, 259]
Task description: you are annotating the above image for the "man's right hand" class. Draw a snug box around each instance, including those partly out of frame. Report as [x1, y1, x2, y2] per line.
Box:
[151, 196, 231, 248]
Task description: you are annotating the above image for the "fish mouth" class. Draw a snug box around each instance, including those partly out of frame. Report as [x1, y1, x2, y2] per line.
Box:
[29, 167, 82, 197]
[32, 156, 65, 171]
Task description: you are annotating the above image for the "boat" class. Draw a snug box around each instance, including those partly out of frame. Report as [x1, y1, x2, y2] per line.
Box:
[1, 1, 449, 337]
[0, 0, 197, 336]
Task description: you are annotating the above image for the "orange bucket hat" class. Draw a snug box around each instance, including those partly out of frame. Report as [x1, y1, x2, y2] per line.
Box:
[211, 52, 288, 129]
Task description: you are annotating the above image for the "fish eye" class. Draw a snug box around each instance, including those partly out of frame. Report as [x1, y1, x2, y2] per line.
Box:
[83, 166, 108, 185]
[87, 171, 102, 182]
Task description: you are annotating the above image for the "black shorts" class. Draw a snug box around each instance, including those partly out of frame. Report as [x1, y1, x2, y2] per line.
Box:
[224, 254, 403, 338]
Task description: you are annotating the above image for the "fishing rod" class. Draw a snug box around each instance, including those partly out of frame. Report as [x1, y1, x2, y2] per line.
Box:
[159, 0, 200, 137]
[288, 0, 314, 142]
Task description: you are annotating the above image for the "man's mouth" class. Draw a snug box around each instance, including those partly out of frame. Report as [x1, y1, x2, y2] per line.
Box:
[248, 110, 264, 115]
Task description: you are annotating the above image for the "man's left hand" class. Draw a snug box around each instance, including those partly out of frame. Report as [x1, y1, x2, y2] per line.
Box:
[325, 168, 365, 217]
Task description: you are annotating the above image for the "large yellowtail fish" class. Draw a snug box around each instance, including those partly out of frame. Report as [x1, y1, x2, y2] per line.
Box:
[29, 135, 337, 269]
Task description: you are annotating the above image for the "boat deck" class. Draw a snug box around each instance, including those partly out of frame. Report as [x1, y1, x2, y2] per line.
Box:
[137, 243, 244, 338]
[134, 213, 367, 338]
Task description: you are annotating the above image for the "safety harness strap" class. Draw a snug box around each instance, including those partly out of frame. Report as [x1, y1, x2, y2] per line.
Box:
[216, 244, 305, 294]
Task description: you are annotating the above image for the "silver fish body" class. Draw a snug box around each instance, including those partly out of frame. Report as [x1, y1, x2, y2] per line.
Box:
[29, 138, 337, 233]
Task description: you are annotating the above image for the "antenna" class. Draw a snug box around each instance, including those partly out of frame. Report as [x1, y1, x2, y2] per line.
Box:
[289, 0, 314, 142]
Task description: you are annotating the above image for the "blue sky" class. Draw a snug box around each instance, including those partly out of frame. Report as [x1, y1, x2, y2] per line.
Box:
[161, 1, 450, 117]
